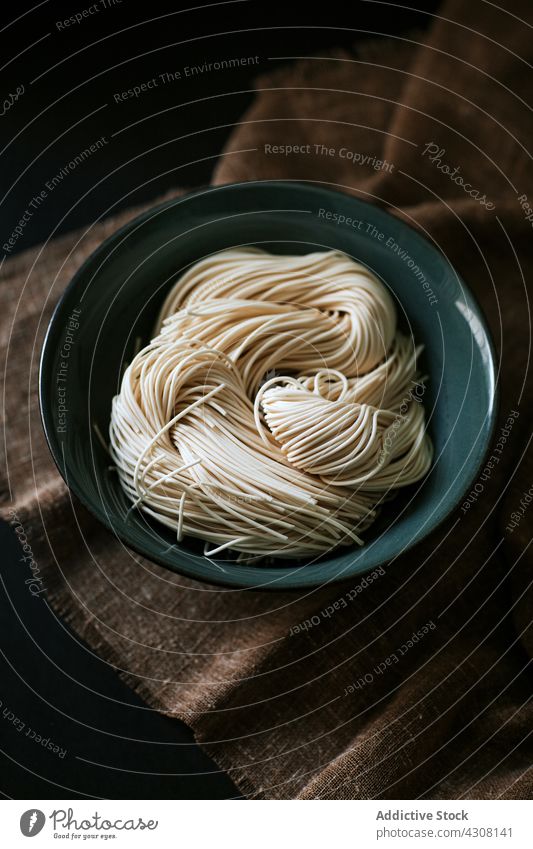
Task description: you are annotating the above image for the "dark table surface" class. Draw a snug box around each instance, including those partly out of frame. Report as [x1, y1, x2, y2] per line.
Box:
[0, 0, 440, 799]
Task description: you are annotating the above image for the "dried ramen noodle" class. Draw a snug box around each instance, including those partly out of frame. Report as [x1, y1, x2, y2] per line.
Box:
[109, 248, 433, 560]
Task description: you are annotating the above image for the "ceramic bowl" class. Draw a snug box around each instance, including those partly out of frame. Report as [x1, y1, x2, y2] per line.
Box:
[39, 181, 497, 589]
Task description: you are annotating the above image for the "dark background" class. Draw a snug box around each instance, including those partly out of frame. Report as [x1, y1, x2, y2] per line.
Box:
[0, 0, 440, 799]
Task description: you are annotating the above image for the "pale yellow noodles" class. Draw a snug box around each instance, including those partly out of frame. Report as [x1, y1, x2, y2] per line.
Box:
[109, 248, 433, 559]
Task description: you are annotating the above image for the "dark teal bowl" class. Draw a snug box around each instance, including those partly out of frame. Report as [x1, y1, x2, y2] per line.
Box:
[39, 181, 497, 589]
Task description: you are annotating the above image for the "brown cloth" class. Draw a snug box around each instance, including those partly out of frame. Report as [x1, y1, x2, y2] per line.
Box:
[1, 0, 533, 799]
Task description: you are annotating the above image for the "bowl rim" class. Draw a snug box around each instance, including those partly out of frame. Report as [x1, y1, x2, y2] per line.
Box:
[39, 179, 500, 591]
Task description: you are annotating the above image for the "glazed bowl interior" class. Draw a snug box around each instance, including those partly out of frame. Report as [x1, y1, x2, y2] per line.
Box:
[40, 181, 497, 589]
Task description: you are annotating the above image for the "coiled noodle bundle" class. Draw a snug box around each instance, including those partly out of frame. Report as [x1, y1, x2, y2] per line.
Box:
[110, 248, 432, 560]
